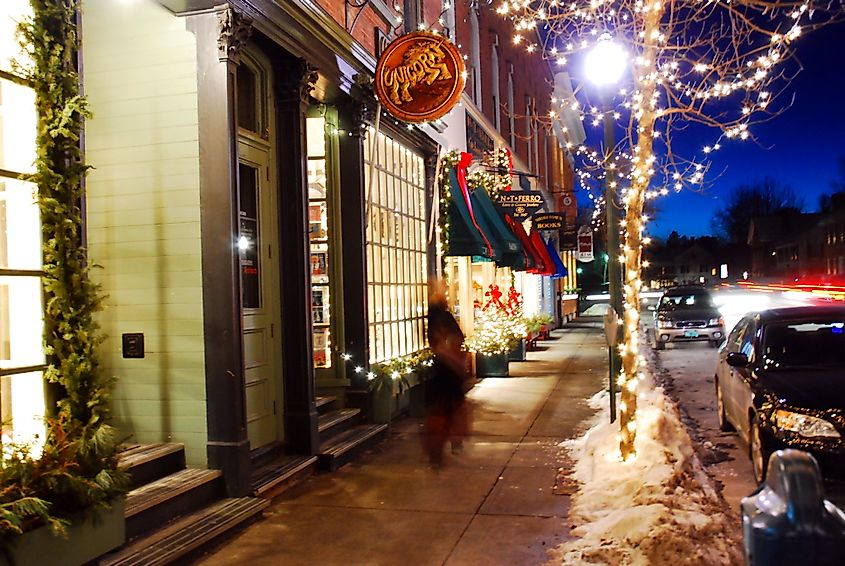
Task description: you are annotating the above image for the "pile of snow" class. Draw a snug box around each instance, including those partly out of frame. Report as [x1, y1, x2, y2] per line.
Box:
[549, 375, 742, 565]
[582, 303, 610, 316]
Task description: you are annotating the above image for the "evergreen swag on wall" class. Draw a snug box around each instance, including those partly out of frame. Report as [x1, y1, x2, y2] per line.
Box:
[0, 0, 127, 542]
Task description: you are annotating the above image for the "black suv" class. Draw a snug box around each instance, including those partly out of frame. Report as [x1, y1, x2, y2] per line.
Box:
[651, 286, 726, 350]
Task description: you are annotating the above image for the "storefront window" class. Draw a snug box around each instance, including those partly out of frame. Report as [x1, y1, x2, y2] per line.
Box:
[364, 128, 427, 363]
[307, 115, 332, 368]
[0, 2, 46, 449]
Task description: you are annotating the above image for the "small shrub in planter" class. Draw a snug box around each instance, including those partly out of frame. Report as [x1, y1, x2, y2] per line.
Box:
[464, 289, 525, 377]
[366, 349, 434, 423]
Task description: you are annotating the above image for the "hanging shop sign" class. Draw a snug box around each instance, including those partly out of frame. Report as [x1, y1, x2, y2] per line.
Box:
[577, 226, 594, 262]
[560, 213, 578, 250]
[374, 32, 465, 123]
[533, 212, 563, 232]
[495, 190, 544, 219]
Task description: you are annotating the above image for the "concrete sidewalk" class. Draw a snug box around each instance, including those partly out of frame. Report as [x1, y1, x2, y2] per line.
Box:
[195, 322, 607, 566]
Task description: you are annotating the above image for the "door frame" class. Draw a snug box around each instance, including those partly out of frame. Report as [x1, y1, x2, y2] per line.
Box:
[238, 133, 285, 452]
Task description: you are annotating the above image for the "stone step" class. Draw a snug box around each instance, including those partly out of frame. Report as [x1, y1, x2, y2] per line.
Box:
[251, 455, 318, 497]
[317, 424, 389, 472]
[100, 497, 269, 566]
[315, 395, 337, 414]
[118, 443, 185, 489]
[317, 407, 361, 443]
[125, 468, 223, 540]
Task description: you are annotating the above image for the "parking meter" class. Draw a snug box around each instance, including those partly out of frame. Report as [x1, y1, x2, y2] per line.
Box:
[741, 449, 845, 565]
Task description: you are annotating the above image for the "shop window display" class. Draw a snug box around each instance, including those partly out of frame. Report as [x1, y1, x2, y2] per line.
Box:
[363, 128, 427, 363]
[307, 115, 332, 368]
[0, 2, 47, 448]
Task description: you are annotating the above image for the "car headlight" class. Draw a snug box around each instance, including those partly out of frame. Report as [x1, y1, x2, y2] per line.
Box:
[708, 317, 725, 327]
[774, 409, 840, 438]
[657, 319, 674, 328]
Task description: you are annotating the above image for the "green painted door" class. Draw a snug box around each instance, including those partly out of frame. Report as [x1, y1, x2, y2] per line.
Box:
[239, 138, 283, 450]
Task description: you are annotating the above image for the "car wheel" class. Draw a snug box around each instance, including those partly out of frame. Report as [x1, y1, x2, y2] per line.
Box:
[654, 339, 665, 350]
[709, 339, 720, 348]
[715, 379, 733, 432]
[750, 414, 771, 484]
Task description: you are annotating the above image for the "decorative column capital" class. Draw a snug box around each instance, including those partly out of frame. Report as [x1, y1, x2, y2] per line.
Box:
[217, 4, 253, 65]
[276, 58, 319, 105]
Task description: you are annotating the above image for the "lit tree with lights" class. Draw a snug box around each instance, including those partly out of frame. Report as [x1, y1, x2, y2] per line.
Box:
[496, 0, 842, 459]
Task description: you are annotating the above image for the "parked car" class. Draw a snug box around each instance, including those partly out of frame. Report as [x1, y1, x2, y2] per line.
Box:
[715, 305, 845, 483]
[742, 449, 845, 566]
[651, 286, 726, 350]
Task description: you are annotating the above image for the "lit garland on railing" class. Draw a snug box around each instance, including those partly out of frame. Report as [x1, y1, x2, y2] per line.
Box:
[436, 150, 461, 262]
[494, 0, 842, 460]
[362, 348, 435, 395]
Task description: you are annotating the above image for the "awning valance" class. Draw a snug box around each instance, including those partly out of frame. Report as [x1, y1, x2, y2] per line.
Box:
[504, 215, 538, 271]
[529, 229, 555, 276]
[445, 155, 495, 259]
[543, 238, 569, 278]
[470, 187, 527, 270]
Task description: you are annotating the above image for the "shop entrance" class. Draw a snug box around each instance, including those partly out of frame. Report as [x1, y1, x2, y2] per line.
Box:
[238, 139, 284, 451]
[236, 50, 283, 451]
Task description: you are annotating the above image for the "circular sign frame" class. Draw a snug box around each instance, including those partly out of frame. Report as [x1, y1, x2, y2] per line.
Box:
[374, 32, 466, 124]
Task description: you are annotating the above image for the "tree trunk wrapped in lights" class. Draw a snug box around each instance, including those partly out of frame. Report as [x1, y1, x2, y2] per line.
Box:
[617, 1, 665, 460]
[495, 0, 843, 459]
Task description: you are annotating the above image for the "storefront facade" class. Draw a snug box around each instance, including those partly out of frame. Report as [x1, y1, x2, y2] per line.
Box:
[73, 0, 443, 495]
[2, 0, 579, 498]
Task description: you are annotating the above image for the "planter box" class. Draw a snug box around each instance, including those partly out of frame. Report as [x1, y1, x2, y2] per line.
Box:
[4, 498, 125, 566]
[507, 339, 526, 362]
[369, 372, 423, 423]
[475, 352, 509, 377]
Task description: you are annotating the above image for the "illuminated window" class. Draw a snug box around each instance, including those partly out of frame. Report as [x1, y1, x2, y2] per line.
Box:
[363, 129, 427, 363]
[307, 115, 333, 369]
[0, 1, 47, 450]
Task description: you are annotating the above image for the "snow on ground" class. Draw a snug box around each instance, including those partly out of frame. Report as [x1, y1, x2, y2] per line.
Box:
[582, 303, 611, 316]
[548, 368, 742, 565]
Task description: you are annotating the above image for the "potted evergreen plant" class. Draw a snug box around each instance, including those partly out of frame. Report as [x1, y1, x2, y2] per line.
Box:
[464, 286, 526, 377]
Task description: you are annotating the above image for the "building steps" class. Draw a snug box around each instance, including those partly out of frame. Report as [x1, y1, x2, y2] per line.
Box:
[118, 442, 185, 489]
[125, 468, 223, 540]
[317, 423, 389, 472]
[251, 455, 318, 497]
[100, 497, 268, 566]
[99, 443, 268, 566]
[317, 407, 361, 443]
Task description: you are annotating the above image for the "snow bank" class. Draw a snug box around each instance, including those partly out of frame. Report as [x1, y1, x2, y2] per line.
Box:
[549, 375, 742, 565]
[582, 304, 610, 316]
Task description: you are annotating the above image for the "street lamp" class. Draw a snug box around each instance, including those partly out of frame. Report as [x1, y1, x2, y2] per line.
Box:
[586, 35, 626, 423]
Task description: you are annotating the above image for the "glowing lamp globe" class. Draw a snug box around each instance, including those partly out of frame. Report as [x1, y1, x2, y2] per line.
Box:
[585, 36, 627, 86]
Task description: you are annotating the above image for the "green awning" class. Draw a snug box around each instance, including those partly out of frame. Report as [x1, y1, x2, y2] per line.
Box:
[470, 187, 527, 270]
[446, 167, 495, 259]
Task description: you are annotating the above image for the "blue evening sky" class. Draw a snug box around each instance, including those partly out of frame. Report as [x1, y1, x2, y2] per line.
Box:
[573, 22, 845, 239]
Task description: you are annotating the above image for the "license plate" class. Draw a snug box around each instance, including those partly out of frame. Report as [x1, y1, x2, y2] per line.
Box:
[684, 330, 699, 338]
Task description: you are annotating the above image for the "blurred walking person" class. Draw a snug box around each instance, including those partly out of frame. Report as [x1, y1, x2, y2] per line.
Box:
[425, 278, 470, 467]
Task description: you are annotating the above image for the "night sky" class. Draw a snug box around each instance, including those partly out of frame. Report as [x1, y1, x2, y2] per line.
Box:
[576, 21, 845, 239]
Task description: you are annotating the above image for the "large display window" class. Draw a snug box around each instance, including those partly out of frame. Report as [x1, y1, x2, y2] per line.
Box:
[0, 2, 47, 449]
[363, 128, 428, 363]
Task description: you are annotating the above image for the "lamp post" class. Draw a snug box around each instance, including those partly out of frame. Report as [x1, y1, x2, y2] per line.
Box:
[585, 36, 626, 423]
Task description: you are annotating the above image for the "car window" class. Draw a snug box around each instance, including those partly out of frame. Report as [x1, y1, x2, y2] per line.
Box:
[726, 318, 746, 352]
[739, 319, 756, 361]
[659, 292, 714, 310]
[762, 318, 845, 369]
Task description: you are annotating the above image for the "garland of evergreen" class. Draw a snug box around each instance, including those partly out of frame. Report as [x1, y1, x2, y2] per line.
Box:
[1, 0, 126, 543]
